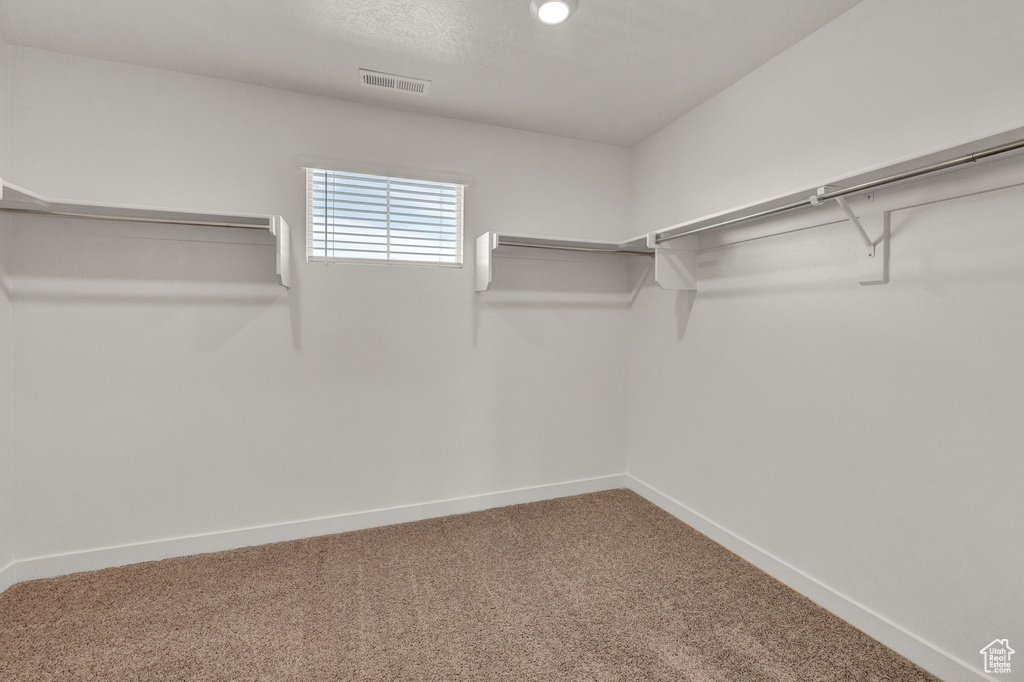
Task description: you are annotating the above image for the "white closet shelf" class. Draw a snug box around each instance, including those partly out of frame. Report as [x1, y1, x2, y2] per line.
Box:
[487, 232, 653, 255]
[0, 179, 290, 288]
[475, 231, 696, 292]
[474, 231, 674, 291]
[476, 125, 1024, 294]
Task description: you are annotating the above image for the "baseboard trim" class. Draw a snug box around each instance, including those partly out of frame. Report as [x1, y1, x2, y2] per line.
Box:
[626, 474, 991, 682]
[0, 560, 17, 593]
[4, 474, 627, 590]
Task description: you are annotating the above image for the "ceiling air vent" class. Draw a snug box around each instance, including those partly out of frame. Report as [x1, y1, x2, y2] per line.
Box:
[359, 69, 431, 96]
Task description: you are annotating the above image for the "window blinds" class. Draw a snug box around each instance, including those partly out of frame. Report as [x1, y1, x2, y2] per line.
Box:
[306, 168, 464, 266]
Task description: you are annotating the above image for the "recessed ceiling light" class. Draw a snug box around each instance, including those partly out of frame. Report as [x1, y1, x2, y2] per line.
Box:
[530, 0, 578, 25]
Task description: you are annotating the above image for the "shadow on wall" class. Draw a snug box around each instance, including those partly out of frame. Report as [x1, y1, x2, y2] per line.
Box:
[472, 250, 644, 347]
[473, 251, 635, 489]
[0, 215, 11, 301]
[6, 215, 299, 351]
[631, 263, 696, 342]
[0, 261, 9, 304]
[676, 290, 696, 340]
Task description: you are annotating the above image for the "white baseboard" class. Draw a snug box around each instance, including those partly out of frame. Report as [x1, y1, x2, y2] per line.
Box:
[2, 474, 627, 590]
[626, 474, 992, 682]
[0, 560, 17, 593]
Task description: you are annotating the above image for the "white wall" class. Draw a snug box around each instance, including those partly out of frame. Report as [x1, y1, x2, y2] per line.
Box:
[0, 36, 16, 579]
[627, 1, 1024, 679]
[4, 47, 632, 564]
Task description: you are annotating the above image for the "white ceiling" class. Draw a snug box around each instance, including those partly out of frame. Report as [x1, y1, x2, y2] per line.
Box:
[0, 0, 861, 147]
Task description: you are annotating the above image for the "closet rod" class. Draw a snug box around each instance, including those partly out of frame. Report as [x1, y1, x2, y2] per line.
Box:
[656, 136, 1024, 244]
[499, 240, 653, 256]
[0, 207, 269, 230]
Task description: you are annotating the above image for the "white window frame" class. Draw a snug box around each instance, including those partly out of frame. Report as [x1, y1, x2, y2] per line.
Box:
[305, 167, 465, 268]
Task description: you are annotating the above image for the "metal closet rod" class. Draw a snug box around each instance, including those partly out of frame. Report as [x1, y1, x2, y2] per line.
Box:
[0, 207, 269, 230]
[656, 136, 1024, 244]
[498, 239, 653, 256]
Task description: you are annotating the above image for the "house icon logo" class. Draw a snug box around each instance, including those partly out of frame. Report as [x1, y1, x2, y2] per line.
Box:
[980, 639, 1014, 674]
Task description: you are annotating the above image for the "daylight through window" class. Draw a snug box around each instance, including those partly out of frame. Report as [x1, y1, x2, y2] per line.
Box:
[306, 168, 464, 266]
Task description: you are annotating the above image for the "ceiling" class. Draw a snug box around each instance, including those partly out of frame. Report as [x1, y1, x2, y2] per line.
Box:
[0, 0, 861, 147]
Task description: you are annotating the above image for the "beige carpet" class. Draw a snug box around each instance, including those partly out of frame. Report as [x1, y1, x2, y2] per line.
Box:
[0, 490, 937, 681]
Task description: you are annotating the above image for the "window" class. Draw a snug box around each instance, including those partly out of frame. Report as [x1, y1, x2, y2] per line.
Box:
[306, 168, 464, 266]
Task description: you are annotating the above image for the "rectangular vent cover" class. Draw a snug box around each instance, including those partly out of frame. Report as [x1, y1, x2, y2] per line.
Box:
[359, 69, 431, 96]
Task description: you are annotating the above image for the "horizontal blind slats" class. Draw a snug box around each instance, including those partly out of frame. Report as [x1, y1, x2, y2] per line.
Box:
[315, 234, 457, 245]
[312, 205, 458, 219]
[389, 247, 459, 253]
[316, 220, 455, 235]
[307, 168, 463, 265]
[313, 182, 456, 200]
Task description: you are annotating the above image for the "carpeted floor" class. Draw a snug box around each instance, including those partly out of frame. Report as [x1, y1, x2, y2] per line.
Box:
[0, 490, 938, 681]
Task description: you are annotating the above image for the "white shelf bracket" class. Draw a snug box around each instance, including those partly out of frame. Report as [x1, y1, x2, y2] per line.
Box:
[812, 187, 889, 286]
[475, 232, 497, 291]
[854, 210, 889, 286]
[648, 232, 698, 291]
[834, 196, 875, 256]
[270, 216, 291, 288]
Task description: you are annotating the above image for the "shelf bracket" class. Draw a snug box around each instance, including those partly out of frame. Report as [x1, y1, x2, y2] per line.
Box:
[812, 186, 889, 286]
[475, 232, 497, 291]
[834, 195, 875, 256]
[270, 216, 291, 288]
[649, 233, 698, 290]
